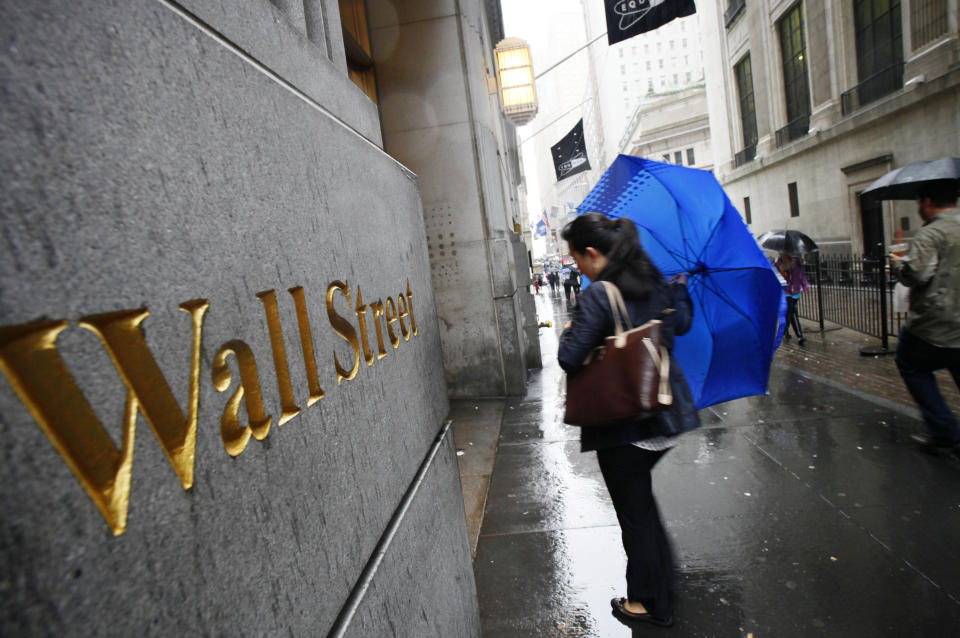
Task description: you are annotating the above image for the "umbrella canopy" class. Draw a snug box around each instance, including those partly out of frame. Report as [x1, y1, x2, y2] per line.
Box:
[577, 155, 784, 409]
[559, 268, 571, 275]
[757, 229, 819, 254]
[862, 157, 960, 201]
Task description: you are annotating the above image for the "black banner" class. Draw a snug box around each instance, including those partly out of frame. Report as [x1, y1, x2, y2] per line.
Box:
[604, 0, 697, 45]
[551, 120, 591, 182]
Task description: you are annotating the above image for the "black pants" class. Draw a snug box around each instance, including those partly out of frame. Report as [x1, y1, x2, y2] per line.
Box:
[786, 296, 804, 339]
[596, 445, 674, 618]
[896, 329, 960, 444]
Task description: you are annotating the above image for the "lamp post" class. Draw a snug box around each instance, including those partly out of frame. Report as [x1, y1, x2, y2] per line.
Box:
[494, 38, 538, 126]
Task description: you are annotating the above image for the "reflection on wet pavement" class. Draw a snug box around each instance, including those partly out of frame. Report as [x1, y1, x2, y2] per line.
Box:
[475, 289, 960, 637]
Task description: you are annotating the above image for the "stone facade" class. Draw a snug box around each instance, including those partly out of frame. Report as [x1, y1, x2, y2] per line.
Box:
[701, 0, 960, 252]
[622, 86, 714, 171]
[0, 0, 533, 634]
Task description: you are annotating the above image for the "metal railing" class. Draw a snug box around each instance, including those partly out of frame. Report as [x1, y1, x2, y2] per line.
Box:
[734, 144, 756, 168]
[795, 252, 906, 350]
[775, 114, 809, 147]
[725, 0, 746, 28]
[841, 63, 904, 115]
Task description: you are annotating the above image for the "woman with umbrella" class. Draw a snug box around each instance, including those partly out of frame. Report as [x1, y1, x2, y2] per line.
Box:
[558, 214, 701, 627]
[774, 252, 809, 345]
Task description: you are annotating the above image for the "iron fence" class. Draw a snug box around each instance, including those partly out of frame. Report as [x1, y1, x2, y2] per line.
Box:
[794, 253, 906, 347]
[734, 144, 756, 168]
[840, 63, 904, 116]
[775, 114, 809, 147]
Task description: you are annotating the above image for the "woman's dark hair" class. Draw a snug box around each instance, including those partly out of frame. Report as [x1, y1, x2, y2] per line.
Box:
[561, 213, 664, 297]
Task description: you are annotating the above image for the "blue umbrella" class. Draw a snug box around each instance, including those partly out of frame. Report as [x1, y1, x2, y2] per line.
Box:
[577, 155, 784, 409]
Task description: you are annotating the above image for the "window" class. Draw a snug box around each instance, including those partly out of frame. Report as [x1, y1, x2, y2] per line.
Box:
[788, 182, 800, 217]
[632, 46, 637, 55]
[744, 197, 752, 224]
[621, 65, 626, 73]
[778, 3, 811, 141]
[734, 55, 758, 151]
[912, 0, 948, 50]
[670, 40, 675, 49]
[675, 151, 683, 164]
[659, 59, 664, 69]
[662, 154, 671, 163]
[686, 148, 695, 165]
[686, 72, 692, 82]
[644, 44, 650, 54]
[657, 42, 662, 53]
[619, 48, 624, 58]
[339, 0, 377, 102]
[673, 73, 678, 84]
[646, 61, 652, 71]
[682, 39, 688, 48]
[648, 79, 654, 92]
[853, 0, 903, 105]
[685, 55, 689, 64]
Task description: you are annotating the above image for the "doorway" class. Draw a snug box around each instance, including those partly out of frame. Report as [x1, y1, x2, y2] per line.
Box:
[859, 191, 884, 282]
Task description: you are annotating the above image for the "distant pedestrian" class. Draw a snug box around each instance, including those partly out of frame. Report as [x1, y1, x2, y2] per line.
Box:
[891, 180, 960, 456]
[549, 271, 559, 293]
[534, 273, 543, 294]
[570, 268, 582, 301]
[558, 214, 701, 628]
[775, 253, 809, 345]
[562, 273, 573, 303]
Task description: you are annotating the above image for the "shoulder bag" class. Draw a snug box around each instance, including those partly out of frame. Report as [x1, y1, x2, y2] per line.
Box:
[564, 282, 673, 426]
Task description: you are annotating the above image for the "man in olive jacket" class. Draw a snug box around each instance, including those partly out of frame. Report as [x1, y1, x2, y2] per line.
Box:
[891, 180, 960, 456]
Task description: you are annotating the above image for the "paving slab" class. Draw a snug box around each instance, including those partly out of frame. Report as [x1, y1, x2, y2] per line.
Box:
[475, 292, 960, 637]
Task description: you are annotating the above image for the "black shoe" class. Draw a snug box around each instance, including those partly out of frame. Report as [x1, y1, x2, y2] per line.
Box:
[798, 337, 806, 345]
[610, 597, 674, 627]
[910, 433, 960, 457]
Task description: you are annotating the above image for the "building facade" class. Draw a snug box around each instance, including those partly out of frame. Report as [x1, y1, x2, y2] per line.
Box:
[701, 0, 960, 254]
[620, 86, 714, 172]
[0, 0, 534, 634]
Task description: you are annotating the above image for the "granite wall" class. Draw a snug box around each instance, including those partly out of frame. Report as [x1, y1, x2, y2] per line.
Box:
[0, 0, 480, 635]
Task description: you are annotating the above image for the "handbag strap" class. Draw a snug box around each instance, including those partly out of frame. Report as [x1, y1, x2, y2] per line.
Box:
[599, 282, 633, 347]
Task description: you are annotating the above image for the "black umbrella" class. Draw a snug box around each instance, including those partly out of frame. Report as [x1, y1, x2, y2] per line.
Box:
[861, 157, 960, 201]
[757, 229, 819, 254]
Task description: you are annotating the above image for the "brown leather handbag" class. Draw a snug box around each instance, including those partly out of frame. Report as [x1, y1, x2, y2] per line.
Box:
[564, 282, 673, 426]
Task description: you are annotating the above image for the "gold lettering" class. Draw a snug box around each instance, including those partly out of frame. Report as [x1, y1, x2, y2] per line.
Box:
[369, 300, 388, 359]
[384, 297, 400, 349]
[212, 340, 273, 457]
[406, 279, 418, 336]
[256, 290, 301, 425]
[326, 281, 360, 384]
[288, 287, 325, 406]
[396, 293, 410, 341]
[79, 302, 209, 489]
[354, 286, 375, 366]
[0, 300, 209, 535]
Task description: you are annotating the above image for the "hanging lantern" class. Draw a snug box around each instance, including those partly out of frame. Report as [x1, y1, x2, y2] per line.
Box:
[494, 38, 538, 126]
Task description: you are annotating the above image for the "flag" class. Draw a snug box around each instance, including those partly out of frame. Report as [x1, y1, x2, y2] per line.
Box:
[535, 220, 547, 237]
[551, 120, 591, 182]
[604, 0, 697, 45]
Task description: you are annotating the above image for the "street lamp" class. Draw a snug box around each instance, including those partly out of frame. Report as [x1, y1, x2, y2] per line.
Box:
[494, 38, 538, 126]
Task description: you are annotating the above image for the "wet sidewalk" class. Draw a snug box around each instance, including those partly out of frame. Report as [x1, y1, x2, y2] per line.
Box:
[469, 290, 960, 637]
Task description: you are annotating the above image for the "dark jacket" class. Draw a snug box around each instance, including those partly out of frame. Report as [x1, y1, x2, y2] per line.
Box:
[558, 269, 701, 452]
